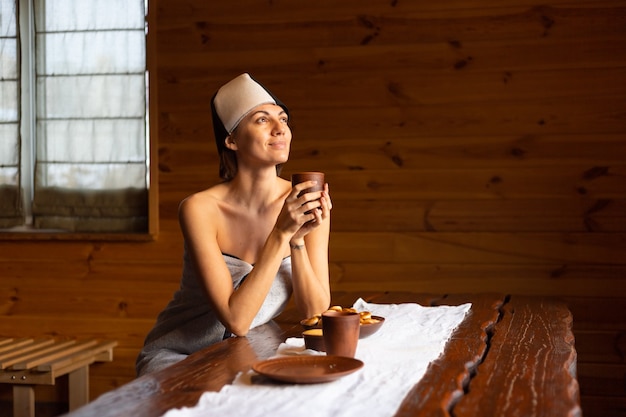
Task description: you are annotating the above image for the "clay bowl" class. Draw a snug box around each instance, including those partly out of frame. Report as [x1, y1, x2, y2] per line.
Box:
[300, 317, 322, 330]
[359, 316, 385, 338]
[302, 328, 325, 352]
[302, 315, 386, 339]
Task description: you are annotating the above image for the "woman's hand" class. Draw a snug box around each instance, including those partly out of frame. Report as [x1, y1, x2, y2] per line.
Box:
[295, 182, 332, 239]
[275, 181, 332, 241]
[284, 181, 332, 317]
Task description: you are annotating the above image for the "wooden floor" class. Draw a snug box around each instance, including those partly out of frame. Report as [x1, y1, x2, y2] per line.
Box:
[0, 401, 66, 417]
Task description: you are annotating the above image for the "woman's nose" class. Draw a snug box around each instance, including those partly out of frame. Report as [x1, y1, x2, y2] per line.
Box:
[272, 121, 285, 135]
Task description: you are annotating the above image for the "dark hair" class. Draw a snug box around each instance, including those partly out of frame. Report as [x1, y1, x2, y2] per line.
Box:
[210, 91, 235, 181]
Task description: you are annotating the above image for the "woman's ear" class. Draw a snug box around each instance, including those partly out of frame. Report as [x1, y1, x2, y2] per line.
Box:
[225, 135, 237, 150]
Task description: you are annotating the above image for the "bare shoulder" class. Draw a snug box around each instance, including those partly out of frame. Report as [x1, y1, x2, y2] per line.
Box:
[179, 184, 228, 222]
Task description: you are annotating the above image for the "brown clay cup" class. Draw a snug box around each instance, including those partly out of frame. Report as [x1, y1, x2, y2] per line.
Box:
[321, 310, 360, 357]
[291, 172, 325, 197]
[302, 328, 325, 352]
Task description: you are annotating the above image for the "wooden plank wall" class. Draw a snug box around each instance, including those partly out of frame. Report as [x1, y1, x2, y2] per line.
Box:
[1, 1, 625, 416]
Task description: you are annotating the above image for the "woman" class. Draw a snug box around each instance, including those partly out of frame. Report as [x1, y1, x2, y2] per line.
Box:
[136, 73, 332, 376]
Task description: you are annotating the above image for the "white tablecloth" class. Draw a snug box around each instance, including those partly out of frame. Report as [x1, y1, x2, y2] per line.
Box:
[162, 299, 471, 417]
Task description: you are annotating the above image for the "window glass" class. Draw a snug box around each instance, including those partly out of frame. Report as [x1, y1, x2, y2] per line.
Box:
[0, 0, 150, 234]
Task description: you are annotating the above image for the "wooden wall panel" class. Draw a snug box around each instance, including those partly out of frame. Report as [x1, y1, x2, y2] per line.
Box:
[331, 199, 626, 232]
[0, 278, 178, 318]
[328, 232, 626, 264]
[157, 2, 626, 48]
[1, 0, 624, 416]
[329, 262, 626, 296]
[161, 66, 626, 104]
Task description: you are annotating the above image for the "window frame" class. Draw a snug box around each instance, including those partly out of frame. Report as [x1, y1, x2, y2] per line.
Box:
[0, 0, 159, 241]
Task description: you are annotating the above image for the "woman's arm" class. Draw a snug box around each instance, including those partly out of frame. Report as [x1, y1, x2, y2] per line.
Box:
[179, 181, 331, 336]
[288, 183, 332, 317]
[179, 194, 289, 336]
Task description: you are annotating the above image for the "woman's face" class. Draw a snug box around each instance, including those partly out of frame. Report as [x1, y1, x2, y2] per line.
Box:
[229, 103, 291, 168]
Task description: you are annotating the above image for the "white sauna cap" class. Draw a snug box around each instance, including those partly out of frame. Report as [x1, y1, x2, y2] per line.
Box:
[213, 73, 278, 133]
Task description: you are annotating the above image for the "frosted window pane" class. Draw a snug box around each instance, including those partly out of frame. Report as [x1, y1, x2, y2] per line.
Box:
[0, 0, 18, 196]
[0, 167, 18, 185]
[36, 31, 145, 75]
[35, 0, 144, 31]
[37, 74, 145, 118]
[37, 119, 146, 162]
[0, 0, 16, 35]
[0, 81, 18, 121]
[36, 163, 146, 189]
[0, 39, 17, 78]
[0, 124, 19, 164]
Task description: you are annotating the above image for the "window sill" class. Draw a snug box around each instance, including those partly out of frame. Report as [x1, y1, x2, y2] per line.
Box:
[0, 230, 157, 242]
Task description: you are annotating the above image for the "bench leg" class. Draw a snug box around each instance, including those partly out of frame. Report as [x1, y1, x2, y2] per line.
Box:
[13, 385, 35, 417]
[68, 365, 89, 410]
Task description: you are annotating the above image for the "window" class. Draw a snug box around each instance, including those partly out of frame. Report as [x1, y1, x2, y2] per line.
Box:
[0, 0, 153, 236]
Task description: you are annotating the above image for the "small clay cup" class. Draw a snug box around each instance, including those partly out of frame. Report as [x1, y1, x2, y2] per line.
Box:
[302, 328, 325, 352]
[291, 172, 325, 197]
[321, 310, 360, 357]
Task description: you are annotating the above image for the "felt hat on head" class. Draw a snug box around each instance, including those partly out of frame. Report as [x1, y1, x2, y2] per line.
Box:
[211, 73, 289, 142]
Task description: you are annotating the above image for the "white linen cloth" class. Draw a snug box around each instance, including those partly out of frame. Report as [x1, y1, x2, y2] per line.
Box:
[162, 299, 472, 417]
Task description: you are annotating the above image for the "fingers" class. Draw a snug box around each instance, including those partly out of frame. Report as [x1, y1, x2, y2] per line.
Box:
[288, 183, 321, 208]
[298, 183, 332, 219]
[300, 192, 331, 227]
[322, 183, 332, 211]
[283, 181, 331, 232]
[291, 180, 319, 198]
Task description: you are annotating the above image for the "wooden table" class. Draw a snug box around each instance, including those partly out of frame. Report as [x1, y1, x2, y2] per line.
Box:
[62, 293, 581, 417]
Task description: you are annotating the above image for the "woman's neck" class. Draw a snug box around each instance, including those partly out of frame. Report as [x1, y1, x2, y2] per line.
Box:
[226, 168, 286, 212]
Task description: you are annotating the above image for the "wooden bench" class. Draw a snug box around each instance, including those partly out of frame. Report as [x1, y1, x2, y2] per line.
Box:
[0, 337, 117, 417]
